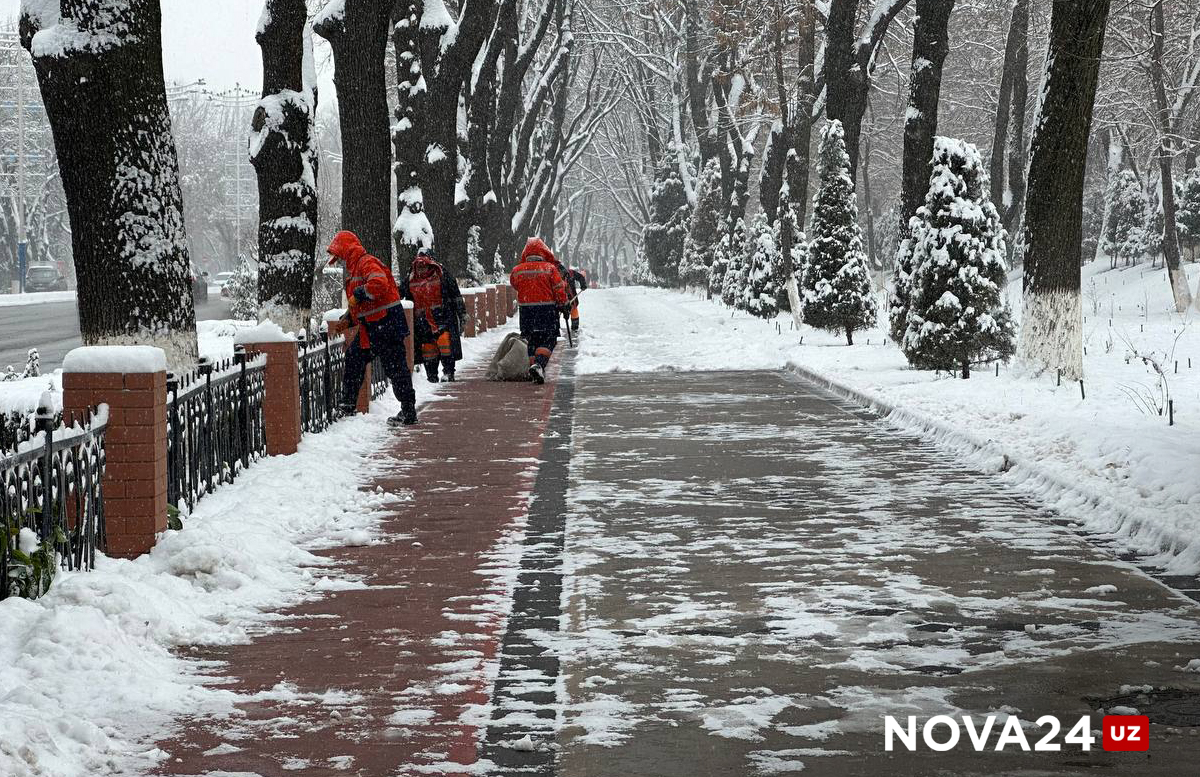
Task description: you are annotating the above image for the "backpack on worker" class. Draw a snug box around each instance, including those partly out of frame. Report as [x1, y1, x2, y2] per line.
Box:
[486, 332, 530, 381]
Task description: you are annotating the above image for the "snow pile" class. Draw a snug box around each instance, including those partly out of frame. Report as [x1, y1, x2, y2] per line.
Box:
[232, 319, 296, 345]
[577, 267, 1200, 573]
[62, 346, 167, 374]
[0, 323, 518, 777]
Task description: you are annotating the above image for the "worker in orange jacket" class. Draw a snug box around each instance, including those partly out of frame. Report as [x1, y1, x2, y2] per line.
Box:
[510, 237, 569, 384]
[326, 230, 417, 426]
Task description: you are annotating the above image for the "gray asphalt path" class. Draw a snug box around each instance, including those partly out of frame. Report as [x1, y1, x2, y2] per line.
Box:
[0, 294, 232, 371]
[516, 370, 1200, 776]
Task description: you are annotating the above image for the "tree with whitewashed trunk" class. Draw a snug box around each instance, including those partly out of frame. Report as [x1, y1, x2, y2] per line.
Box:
[251, 0, 319, 334]
[801, 120, 877, 345]
[901, 138, 1015, 378]
[1018, 0, 1110, 381]
[19, 0, 198, 373]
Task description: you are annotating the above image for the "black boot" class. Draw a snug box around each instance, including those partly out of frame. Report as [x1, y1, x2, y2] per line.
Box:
[529, 364, 545, 384]
[386, 403, 418, 427]
[424, 363, 439, 383]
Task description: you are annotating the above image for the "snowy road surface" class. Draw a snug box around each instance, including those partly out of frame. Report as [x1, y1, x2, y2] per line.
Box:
[0, 295, 232, 371]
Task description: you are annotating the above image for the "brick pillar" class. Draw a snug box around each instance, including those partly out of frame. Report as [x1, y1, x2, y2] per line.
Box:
[403, 302, 416, 372]
[240, 338, 301, 456]
[485, 285, 499, 329]
[326, 318, 371, 413]
[503, 284, 516, 317]
[461, 292, 478, 337]
[62, 348, 168, 559]
[465, 289, 487, 334]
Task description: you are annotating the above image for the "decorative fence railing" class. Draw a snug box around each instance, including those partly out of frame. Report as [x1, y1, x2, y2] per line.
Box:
[1, 405, 107, 600]
[166, 347, 267, 512]
[297, 331, 347, 434]
[371, 353, 389, 400]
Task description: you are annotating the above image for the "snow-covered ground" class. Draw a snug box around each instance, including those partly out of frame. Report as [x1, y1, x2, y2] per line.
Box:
[0, 291, 76, 308]
[578, 262, 1200, 574]
[0, 323, 515, 777]
[0, 320, 259, 419]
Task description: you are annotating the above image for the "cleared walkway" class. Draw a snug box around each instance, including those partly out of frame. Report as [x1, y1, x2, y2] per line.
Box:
[548, 370, 1200, 776]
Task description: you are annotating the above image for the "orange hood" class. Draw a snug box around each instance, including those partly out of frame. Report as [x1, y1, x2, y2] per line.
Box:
[327, 231, 367, 267]
[521, 237, 557, 265]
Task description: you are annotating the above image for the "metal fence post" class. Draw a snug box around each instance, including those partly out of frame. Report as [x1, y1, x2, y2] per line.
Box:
[198, 356, 214, 494]
[35, 401, 53, 546]
[234, 345, 249, 470]
[166, 372, 179, 508]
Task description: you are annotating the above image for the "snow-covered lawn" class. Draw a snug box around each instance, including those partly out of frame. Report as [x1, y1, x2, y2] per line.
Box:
[0, 323, 516, 777]
[578, 261, 1200, 574]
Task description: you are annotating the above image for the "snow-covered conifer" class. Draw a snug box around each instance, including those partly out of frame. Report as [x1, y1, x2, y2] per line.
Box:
[901, 137, 1015, 377]
[642, 148, 693, 285]
[800, 121, 878, 344]
[1175, 166, 1200, 259]
[1101, 169, 1148, 266]
[720, 216, 750, 307]
[679, 160, 724, 289]
[744, 213, 781, 318]
[226, 257, 260, 321]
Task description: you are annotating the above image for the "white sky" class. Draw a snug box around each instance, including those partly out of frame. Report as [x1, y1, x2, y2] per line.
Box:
[0, 0, 329, 93]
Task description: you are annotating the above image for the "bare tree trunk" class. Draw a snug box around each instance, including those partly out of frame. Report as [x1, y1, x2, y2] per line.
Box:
[790, 0, 817, 225]
[391, 0, 432, 276]
[252, 0, 319, 333]
[1149, 0, 1192, 312]
[889, 0, 953, 341]
[315, 0, 393, 266]
[416, 0, 500, 277]
[20, 0, 198, 372]
[1003, 0, 1030, 232]
[898, 0, 954, 236]
[1019, 0, 1111, 380]
[823, 0, 911, 180]
[990, 0, 1028, 220]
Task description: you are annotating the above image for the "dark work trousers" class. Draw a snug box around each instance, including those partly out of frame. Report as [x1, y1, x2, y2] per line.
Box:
[342, 307, 416, 410]
[519, 303, 560, 370]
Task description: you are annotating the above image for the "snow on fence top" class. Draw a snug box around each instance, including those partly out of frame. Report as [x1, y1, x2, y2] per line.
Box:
[62, 346, 168, 374]
[323, 308, 348, 323]
[233, 320, 296, 345]
[461, 287, 487, 294]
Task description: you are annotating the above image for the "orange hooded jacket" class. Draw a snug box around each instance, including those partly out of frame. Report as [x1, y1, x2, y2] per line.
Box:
[328, 231, 403, 348]
[510, 238, 569, 307]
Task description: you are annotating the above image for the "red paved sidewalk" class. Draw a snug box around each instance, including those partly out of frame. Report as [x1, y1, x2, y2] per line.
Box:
[154, 360, 565, 776]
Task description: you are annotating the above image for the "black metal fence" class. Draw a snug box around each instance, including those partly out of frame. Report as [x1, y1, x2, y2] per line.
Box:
[1, 405, 107, 600]
[297, 331, 347, 434]
[167, 347, 267, 512]
[371, 352, 390, 400]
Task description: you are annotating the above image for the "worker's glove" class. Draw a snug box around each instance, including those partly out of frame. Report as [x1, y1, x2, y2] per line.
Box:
[352, 287, 371, 304]
[340, 312, 353, 327]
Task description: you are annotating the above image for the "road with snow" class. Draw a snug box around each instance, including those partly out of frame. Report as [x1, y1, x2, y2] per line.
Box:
[0, 294, 232, 372]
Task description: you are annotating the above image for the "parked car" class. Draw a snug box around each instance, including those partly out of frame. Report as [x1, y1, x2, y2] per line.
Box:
[191, 265, 209, 303]
[24, 265, 68, 293]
